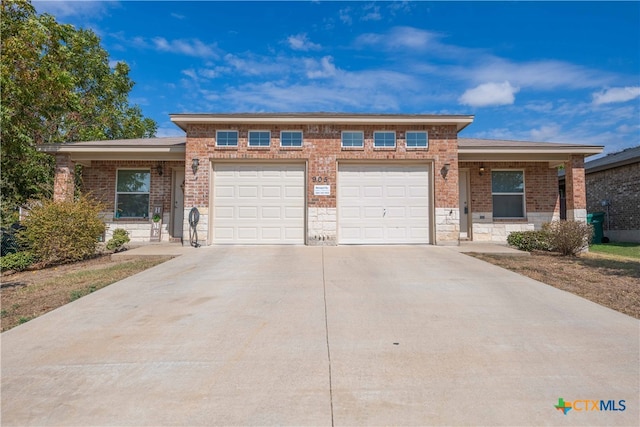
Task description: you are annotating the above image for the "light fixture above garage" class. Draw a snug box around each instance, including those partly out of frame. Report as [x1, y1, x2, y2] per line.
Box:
[192, 158, 200, 175]
[440, 163, 451, 180]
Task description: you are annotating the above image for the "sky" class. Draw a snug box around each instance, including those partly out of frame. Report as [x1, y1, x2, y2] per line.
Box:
[32, 1, 640, 156]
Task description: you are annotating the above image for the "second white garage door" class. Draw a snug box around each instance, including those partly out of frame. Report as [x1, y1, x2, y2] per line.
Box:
[338, 164, 431, 244]
[212, 163, 305, 244]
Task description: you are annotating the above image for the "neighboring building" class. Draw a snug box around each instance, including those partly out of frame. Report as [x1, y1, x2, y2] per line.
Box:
[40, 113, 602, 246]
[584, 146, 640, 243]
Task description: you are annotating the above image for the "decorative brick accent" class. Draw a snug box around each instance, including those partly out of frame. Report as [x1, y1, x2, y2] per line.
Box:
[565, 155, 587, 219]
[53, 154, 75, 202]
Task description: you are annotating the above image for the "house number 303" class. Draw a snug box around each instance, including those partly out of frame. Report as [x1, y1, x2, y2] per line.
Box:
[312, 176, 329, 183]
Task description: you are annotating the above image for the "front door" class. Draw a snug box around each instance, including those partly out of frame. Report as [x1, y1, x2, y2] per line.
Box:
[171, 168, 185, 239]
[459, 169, 471, 239]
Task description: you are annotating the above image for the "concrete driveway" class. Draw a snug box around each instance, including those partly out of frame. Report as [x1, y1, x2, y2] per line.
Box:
[2, 246, 638, 426]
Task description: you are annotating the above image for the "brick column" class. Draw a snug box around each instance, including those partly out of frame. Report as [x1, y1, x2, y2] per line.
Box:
[53, 154, 75, 202]
[565, 155, 587, 222]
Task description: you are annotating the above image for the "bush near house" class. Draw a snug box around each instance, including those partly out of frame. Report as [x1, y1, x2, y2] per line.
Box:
[507, 230, 552, 252]
[0, 251, 35, 272]
[508, 220, 594, 256]
[543, 220, 594, 256]
[106, 228, 130, 252]
[19, 196, 106, 266]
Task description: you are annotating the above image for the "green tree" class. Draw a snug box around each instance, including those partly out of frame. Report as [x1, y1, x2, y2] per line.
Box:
[0, 0, 157, 224]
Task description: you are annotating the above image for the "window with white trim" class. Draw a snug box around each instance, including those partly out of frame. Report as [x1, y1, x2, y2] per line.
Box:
[216, 130, 238, 147]
[406, 131, 428, 148]
[374, 131, 396, 147]
[341, 131, 364, 147]
[116, 169, 150, 219]
[492, 170, 525, 218]
[248, 130, 271, 147]
[280, 131, 303, 147]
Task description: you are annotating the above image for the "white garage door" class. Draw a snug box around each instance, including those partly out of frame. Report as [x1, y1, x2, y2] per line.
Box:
[338, 164, 431, 244]
[213, 163, 305, 244]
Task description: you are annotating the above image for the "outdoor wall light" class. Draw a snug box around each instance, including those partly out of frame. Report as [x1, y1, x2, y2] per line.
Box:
[156, 162, 163, 176]
[192, 158, 200, 175]
[479, 165, 486, 176]
[441, 163, 451, 180]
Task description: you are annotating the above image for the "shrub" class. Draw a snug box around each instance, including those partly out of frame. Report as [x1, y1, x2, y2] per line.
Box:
[20, 196, 106, 266]
[507, 230, 551, 252]
[0, 251, 35, 271]
[543, 220, 594, 256]
[106, 228, 130, 252]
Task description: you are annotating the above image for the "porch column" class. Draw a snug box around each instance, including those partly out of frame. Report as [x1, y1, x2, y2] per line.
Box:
[53, 153, 75, 202]
[564, 155, 587, 222]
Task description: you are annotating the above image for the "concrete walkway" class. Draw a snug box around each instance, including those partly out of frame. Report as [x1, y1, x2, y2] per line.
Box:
[2, 246, 638, 426]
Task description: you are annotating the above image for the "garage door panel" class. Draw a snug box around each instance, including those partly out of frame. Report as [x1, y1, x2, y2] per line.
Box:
[262, 186, 281, 198]
[285, 185, 304, 198]
[339, 164, 430, 244]
[214, 206, 235, 219]
[284, 207, 304, 219]
[261, 207, 282, 219]
[238, 207, 258, 219]
[213, 163, 305, 244]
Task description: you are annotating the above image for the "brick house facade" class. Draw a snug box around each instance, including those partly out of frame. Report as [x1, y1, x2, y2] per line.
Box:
[584, 146, 640, 242]
[41, 113, 602, 246]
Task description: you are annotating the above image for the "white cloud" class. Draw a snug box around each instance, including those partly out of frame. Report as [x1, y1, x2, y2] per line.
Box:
[305, 56, 337, 79]
[339, 7, 353, 25]
[355, 27, 439, 51]
[529, 124, 562, 141]
[33, 0, 116, 18]
[287, 33, 321, 51]
[461, 58, 614, 91]
[459, 81, 520, 107]
[592, 86, 640, 105]
[361, 3, 381, 21]
[152, 37, 220, 58]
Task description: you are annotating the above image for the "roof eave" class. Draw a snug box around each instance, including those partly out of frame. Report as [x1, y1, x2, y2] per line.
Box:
[170, 113, 475, 132]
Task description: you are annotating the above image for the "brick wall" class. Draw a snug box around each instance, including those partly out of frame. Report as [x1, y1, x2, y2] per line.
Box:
[586, 162, 640, 232]
[81, 160, 183, 242]
[459, 161, 561, 242]
[186, 123, 460, 245]
[53, 154, 75, 202]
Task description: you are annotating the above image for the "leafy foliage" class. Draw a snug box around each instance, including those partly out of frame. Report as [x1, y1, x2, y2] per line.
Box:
[106, 228, 130, 252]
[543, 220, 594, 256]
[0, 251, 35, 272]
[0, 0, 156, 225]
[19, 196, 106, 266]
[507, 230, 552, 252]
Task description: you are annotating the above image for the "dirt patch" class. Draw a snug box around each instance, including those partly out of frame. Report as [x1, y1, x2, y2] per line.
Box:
[1, 255, 171, 331]
[468, 252, 640, 319]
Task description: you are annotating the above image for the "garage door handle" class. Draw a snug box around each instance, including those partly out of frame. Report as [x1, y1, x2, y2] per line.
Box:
[383, 209, 386, 217]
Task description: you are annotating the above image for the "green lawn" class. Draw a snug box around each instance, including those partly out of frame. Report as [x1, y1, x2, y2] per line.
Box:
[590, 242, 640, 259]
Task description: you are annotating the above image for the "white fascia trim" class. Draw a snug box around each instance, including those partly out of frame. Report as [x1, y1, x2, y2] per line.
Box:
[458, 147, 604, 155]
[170, 114, 475, 131]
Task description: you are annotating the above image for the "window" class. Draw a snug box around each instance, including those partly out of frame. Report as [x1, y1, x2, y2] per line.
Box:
[406, 131, 428, 148]
[341, 131, 364, 147]
[281, 131, 303, 147]
[374, 131, 396, 148]
[116, 170, 150, 219]
[492, 170, 525, 218]
[216, 130, 238, 147]
[248, 131, 271, 147]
